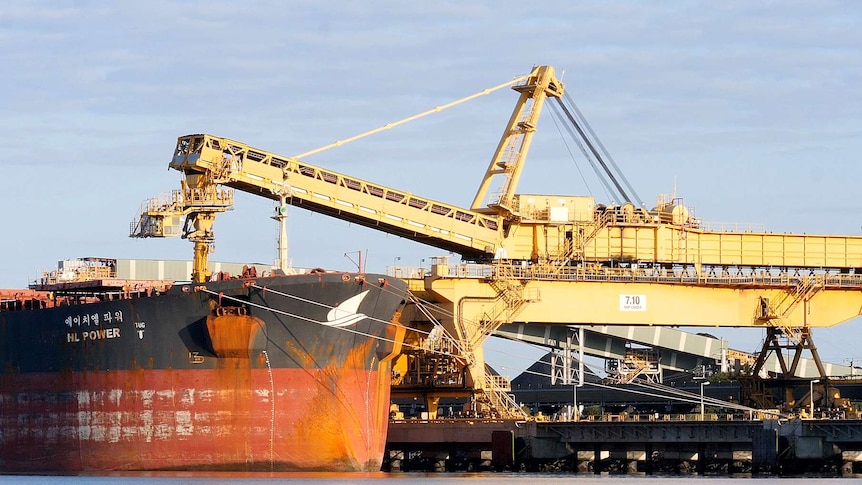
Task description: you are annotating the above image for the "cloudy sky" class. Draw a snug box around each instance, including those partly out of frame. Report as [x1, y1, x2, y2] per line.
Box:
[1, 1, 860, 373]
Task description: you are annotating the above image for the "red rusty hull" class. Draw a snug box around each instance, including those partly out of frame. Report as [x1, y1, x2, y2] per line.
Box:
[0, 366, 392, 471]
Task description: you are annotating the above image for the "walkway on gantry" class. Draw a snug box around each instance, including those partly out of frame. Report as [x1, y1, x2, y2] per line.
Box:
[493, 323, 854, 378]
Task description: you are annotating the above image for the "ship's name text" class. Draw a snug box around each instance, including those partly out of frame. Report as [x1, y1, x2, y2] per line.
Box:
[65, 310, 124, 327]
[66, 327, 120, 343]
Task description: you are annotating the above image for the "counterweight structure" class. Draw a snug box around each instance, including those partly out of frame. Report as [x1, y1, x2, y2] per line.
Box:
[131, 65, 862, 417]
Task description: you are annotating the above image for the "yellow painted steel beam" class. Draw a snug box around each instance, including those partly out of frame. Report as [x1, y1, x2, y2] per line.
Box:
[490, 217, 862, 269]
[162, 72, 862, 272]
[170, 134, 501, 258]
[585, 224, 862, 269]
[471, 65, 565, 213]
[425, 271, 862, 329]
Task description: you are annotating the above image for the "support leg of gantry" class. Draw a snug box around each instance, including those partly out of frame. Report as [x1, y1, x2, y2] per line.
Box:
[750, 326, 826, 380]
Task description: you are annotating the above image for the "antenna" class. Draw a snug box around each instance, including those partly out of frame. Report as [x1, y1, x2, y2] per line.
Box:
[343, 250, 365, 273]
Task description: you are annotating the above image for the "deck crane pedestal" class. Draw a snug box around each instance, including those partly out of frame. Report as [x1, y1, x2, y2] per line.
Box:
[130, 171, 234, 283]
[130, 65, 862, 418]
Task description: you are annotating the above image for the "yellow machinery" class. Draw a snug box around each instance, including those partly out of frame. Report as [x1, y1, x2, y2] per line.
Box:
[131, 65, 862, 417]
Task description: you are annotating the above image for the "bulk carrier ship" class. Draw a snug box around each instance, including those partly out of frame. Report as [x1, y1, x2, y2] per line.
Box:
[0, 259, 408, 472]
[0, 102, 422, 471]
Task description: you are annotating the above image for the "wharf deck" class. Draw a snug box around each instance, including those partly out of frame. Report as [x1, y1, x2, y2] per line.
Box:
[385, 417, 862, 475]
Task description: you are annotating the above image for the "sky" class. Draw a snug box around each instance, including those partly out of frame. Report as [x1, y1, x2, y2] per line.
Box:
[1, 1, 861, 376]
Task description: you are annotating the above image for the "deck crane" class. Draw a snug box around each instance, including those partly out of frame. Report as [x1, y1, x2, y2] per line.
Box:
[131, 65, 862, 417]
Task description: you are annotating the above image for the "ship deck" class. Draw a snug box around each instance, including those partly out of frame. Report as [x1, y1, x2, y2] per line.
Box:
[31, 279, 174, 294]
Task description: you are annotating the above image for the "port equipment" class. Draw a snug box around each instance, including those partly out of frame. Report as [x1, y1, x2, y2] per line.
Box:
[132, 65, 862, 417]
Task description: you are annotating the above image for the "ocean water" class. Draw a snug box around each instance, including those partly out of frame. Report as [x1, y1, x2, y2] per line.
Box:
[0, 473, 854, 484]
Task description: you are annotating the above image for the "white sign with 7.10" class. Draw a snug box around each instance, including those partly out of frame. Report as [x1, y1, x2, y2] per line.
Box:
[620, 294, 646, 311]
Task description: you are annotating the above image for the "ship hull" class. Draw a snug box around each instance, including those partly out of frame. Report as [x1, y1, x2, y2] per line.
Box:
[0, 272, 407, 472]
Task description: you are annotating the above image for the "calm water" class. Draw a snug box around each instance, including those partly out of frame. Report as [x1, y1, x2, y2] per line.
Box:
[0, 473, 855, 484]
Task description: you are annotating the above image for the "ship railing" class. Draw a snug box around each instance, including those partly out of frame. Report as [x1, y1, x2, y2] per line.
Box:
[424, 263, 862, 289]
[487, 373, 512, 393]
[699, 221, 767, 232]
[42, 265, 117, 284]
[390, 417, 512, 423]
[577, 412, 736, 423]
[391, 412, 759, 423]
[389, 260, 862, 289]
[388, 265, 431, 279]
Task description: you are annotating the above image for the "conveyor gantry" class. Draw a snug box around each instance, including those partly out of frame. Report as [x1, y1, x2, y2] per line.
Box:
[131, 64, 862, 418]
[168, 133, 501, 259]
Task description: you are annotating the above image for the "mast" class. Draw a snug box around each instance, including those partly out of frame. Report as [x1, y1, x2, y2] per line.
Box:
[272, 193, 289, 273]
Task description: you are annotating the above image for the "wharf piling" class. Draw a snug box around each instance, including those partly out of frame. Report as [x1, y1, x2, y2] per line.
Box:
[384, 415, 862, 476]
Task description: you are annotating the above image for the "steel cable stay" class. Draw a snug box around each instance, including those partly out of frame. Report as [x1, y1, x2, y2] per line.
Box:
[549, 100, 618, 201]
[487, 333, 782, 417]
[561, 91, 644, 208]
[246, 279, 484, 358]
[205, 284, 782, 418]
[549, 93, 645, 208]
[199, 287, 470, 361]
[246, 282, 455, 339]
[201, 286, 392, 432]
[546, 101, 608, 201]
[292, 73, 532, 159]
[343, 278, 751, 419]
[550, 97, 630, 204]
[485, 325, 739, 409]
[515, 367, 773, 417]
[630, 379, 760, 415]
[228, 285, 400, 428]
[406, 291, 471, 359]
